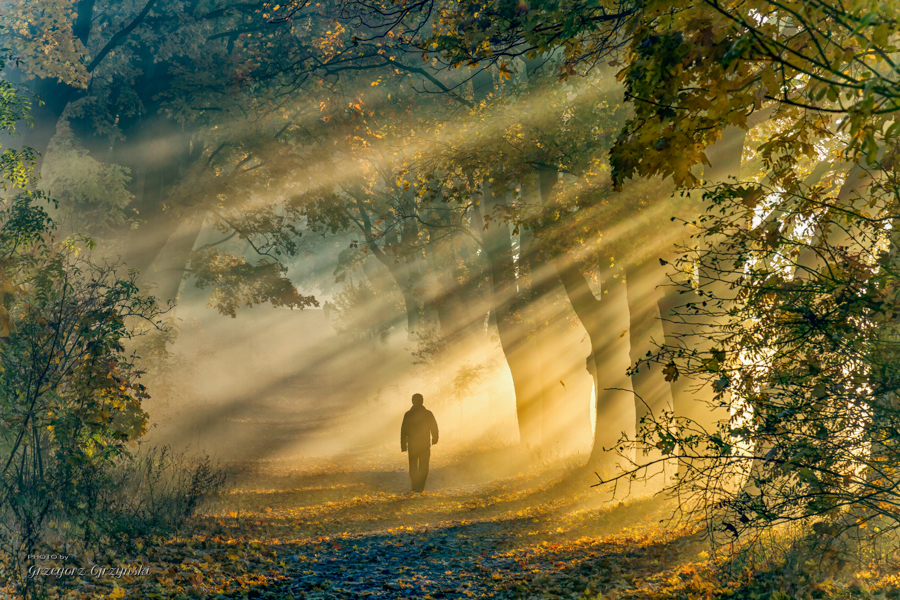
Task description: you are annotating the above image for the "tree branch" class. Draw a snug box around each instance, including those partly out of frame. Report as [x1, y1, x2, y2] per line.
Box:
[87, 0, 160, 73]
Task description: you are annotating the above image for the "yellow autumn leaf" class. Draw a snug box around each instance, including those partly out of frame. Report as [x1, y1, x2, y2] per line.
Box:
[108, 586, 126, 600]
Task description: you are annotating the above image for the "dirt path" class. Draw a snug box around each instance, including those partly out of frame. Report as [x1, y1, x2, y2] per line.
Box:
[39, 444, 899, 600]
[191, 447, 703, 600]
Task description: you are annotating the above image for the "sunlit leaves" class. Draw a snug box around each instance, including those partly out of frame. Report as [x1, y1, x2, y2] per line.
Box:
[626, 171, 900, 547]
[610, 0, 900, 191]
[189, 248, 318, 317]
[0, 0, 90, 87]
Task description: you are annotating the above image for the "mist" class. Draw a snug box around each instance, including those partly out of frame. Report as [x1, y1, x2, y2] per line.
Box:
[2, 0, 898, 598]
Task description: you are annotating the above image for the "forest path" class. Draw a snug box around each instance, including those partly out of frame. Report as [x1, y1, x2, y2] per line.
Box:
[47, 444, 888, 600]
[192, 446, 705, 600]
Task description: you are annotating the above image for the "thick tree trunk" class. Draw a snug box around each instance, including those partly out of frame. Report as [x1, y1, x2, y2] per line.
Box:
[142, 219, 205, 307]
[519, 230, 555, 448]
[519, 231, 591, 452]
[400, 289, 422, 335]
[369, 249, 421, 336]
[625, 258, 675, 483]
[423, 238, 467, 338]
[474, 184, 543, 446]
[1, 72, 78, 175]
[122, 154, 202, 309]
[529, 169, 596, 453]
[528, 172, 562, 451]
[555, 256, 635, 470]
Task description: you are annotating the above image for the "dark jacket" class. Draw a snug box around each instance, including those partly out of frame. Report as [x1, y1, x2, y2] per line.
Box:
[401, 405, 439, 452]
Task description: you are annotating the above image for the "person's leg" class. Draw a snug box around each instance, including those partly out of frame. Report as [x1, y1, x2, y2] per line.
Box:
[418, 447, 431, 492]
[408, 450, 418, 491]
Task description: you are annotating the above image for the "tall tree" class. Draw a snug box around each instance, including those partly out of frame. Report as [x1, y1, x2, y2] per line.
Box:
[1, 0, 383, 311]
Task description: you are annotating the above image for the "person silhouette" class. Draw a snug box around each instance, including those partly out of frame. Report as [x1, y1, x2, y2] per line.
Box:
[400, 393, 439, 493]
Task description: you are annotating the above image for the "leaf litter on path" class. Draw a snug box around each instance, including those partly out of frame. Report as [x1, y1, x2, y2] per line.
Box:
[28, 446, 900, 600]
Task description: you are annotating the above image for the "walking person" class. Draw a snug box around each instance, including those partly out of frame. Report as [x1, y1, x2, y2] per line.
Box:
[400, 393, 439, 493]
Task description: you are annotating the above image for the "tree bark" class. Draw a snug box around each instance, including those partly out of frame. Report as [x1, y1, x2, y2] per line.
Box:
[519, 230, 554, 445]
[142, 218, 205, 307]
[473, 183, 543, 446]
[625, 258, 675, 483]
[555, 255, 635, 469]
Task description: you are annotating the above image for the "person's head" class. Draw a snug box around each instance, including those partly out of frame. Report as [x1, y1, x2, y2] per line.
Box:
[411, 393, 424, 407]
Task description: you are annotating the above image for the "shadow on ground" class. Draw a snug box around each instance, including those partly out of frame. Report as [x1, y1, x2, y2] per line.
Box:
[186, 446, 701, 600]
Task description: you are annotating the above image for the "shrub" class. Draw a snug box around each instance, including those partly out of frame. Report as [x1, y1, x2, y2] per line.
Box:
[74, 445, 227, 540]
[0, 252, 167, 592]
[0, 65, 226, 598]
[618, 176, 900, 557]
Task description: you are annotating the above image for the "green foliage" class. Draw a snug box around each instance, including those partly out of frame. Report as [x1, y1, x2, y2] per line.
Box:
[332, 279, 403, 343]
[189, 248, 318, 318]
[0, 70, 32, 135]
[0, 253, 168, 589]
[41, 123, 135, 238]
[621, 169, 900, 552]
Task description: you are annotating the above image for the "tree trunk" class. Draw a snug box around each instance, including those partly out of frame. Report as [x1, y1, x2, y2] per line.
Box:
[555, 256, 635, 470]
[529, 169, 596, 453]
[349, 191, 422, 337]
[1, 72, 78, 175]
[474, 183, 542, 446]
[370, 249, 421, 336]
[519, 229, 554, 447]
[625, 258, 675, 483]
[142, 218, 205, 307]
[529, 171, 562, 451]
[423, 237, 466, 338]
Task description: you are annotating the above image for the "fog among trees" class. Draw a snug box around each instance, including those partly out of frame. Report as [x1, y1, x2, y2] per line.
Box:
[2, 0, 900, 597]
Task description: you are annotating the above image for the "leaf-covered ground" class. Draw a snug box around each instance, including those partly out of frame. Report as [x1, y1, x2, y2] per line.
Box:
[22, 442, 900, 600]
